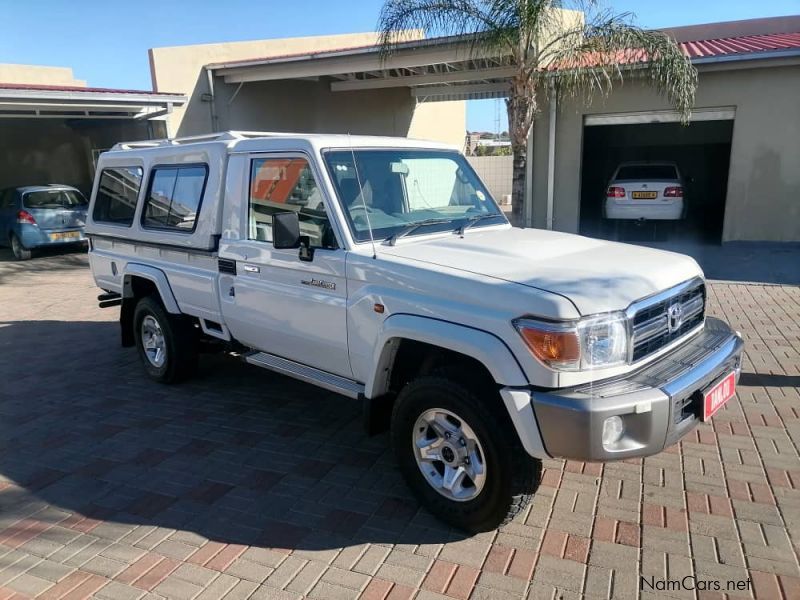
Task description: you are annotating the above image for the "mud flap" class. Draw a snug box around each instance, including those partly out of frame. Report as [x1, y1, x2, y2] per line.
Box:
[362, 393, 394, 436]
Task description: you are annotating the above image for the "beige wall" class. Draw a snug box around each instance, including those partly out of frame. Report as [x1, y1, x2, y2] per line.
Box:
[532, 63, 800, 242]
[151, 32, 386, 135]
[0, 64, 86, 87]
[149, 32, 466, 146]
[408, 101, 467, 147]
[208, 76, 465, 146]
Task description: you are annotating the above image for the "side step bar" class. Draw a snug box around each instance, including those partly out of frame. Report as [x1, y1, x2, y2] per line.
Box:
[245, 351, 364, 399]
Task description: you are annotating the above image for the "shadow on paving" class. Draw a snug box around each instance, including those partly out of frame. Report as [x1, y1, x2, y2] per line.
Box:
[0, 247, 89, 286]
[0, 319, 471, 552]
[738, 372, 800, 388]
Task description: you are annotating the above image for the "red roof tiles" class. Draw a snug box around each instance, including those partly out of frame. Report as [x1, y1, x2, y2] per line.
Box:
[680, 31, 800, 58]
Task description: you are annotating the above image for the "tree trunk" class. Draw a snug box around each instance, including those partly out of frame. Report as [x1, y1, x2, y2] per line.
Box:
[510, 142, 527, 227]
[506, 75, 536, 227]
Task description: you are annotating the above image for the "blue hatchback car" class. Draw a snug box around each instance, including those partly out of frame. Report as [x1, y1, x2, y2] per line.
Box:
[0, 185, 89, 260]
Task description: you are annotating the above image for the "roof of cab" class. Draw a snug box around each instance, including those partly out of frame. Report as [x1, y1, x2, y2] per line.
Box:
[107, 131, 459, 156]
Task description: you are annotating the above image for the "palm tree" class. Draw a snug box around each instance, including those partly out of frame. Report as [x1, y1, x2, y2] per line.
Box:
[378, 0, 698, 224]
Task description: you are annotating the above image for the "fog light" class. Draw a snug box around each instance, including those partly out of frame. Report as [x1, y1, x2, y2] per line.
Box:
[602, 416, 625, 447]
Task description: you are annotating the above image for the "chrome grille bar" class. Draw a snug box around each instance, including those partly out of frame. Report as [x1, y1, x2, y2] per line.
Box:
[628, 278, 706, 362]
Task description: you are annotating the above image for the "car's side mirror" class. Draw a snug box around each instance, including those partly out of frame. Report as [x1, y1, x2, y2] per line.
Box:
[273, 212, 301, 249]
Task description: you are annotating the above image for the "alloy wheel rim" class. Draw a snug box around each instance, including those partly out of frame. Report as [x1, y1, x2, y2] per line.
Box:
[141, 315, 167, 368]
[412, 408, 487, 502]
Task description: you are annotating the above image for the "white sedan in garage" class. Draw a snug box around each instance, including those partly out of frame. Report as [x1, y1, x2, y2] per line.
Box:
[604, 161, 686, 221]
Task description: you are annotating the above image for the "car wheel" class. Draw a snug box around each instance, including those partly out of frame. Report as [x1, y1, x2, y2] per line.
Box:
[133, 296, 197, 383]
[10, 234, 32, 260]
[391, 369, 541, 533]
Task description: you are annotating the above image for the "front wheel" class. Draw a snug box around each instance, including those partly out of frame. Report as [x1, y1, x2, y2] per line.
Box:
[391, 371, 541, 533]
[10, 234, 32, 260]
[133, 296, 197, 383]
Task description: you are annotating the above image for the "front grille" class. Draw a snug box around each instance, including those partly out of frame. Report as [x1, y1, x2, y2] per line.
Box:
[630, 280, 706, 362]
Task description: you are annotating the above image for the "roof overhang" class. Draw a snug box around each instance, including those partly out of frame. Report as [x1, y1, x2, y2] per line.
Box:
[0, 86, 186, 119]
[207, 28, 800, 103]
[209, 36, 517, 102]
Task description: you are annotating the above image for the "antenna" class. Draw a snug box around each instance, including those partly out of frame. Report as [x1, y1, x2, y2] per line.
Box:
[348, 133, 377, 260]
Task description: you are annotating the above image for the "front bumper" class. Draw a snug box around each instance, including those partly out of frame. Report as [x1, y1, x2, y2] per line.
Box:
[513, 317, 743, 461]
[605, 202, 684, 221]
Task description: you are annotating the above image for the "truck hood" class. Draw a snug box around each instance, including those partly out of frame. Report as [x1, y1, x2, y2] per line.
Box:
[381, 227, 703, 315]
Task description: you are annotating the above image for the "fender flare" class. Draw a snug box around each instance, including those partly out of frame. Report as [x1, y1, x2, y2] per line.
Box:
[365, 313, 529, 399]
[122, 264, 181, 314]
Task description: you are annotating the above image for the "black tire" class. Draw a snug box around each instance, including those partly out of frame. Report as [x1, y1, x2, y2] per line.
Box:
[133, 296, 197, 383]
[10, 233, 32, 260]
[391, 369, 541, 533]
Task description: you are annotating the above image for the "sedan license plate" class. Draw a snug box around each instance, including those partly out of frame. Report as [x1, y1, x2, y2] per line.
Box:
[703, 372, 736, 420]
[632, 191, 658, 200]
[49, 231, 80, 241]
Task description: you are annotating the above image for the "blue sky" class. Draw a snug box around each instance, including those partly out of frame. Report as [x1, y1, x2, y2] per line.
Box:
[1, 0, 797, 130]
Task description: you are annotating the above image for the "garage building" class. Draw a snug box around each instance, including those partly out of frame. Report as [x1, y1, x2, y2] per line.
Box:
[149, 15, 799, 244]
[529, 16, 800, 244]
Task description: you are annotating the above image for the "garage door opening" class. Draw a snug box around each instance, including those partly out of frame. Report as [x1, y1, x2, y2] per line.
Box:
[0, 119, 164, 197]
[579, 118, 734, 245]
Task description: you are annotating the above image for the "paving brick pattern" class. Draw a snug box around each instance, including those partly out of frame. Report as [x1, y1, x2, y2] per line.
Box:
[0, 250, 798, 599]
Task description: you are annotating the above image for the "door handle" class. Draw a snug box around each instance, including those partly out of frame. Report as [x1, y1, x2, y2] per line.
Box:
[228, 286, 235, 297]
[243, 264, 260, 273]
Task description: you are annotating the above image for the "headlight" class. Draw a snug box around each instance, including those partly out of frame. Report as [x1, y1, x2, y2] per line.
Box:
[577, 313, 628, 368]
[514, 312, 629, 371]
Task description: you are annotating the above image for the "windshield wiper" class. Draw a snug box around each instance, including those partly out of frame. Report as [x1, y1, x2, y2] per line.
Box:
[387, 218, 453, 246]
[457, 214, 502, 235]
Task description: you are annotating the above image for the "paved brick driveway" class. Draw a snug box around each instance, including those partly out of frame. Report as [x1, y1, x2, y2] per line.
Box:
[0, 250, 798, 600]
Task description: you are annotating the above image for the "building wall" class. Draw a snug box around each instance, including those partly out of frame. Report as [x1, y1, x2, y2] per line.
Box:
[150, 32, 389, 135]
[211, 77, 465, 146]
[149, 32, 466, 147]
[468, 156, 513, 203]
[407, 101, 468, 147]
[0, 64, 86, 87]
[532, 63, 800, 242]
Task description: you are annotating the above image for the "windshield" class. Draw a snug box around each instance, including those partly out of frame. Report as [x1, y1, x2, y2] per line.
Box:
[23, 189, 87, 209]
[324, 149, 505, 243]
[615, 165, 679, 181]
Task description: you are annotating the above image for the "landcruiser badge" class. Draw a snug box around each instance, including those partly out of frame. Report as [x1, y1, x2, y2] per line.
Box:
[301, 278, 336, 290]
[667, 302, 683, 333]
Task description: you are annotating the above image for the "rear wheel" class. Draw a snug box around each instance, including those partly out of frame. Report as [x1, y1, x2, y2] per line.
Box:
[10, 234, 31, 260]
[133, 296, 197, 383]
[391, 370, 541, 533]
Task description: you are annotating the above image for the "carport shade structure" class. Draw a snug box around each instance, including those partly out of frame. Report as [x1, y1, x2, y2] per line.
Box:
[0, 84, 186, 196]
[0, 83, 185, 120]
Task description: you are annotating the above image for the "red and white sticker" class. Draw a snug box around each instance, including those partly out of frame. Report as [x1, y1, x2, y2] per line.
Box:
[703, 372, 736, 421]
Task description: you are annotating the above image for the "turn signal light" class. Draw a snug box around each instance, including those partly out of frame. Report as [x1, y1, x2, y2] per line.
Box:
[606, 187, 626, 198]
[16, 210, 36, 225]
[517, 327, 580, 367]
[663, 186, 684, 197]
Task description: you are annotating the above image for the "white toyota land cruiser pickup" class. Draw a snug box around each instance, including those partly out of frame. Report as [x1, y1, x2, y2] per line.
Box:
[86, 131, 743, 532]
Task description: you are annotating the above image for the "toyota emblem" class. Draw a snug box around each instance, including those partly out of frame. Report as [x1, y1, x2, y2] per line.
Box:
[667, 302, 684, 332]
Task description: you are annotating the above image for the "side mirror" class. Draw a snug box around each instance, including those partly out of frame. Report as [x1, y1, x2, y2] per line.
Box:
[273, 212, 301, 249]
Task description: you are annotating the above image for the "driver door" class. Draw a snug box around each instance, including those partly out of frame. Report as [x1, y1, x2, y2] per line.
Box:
[219, 153, 351, 378]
